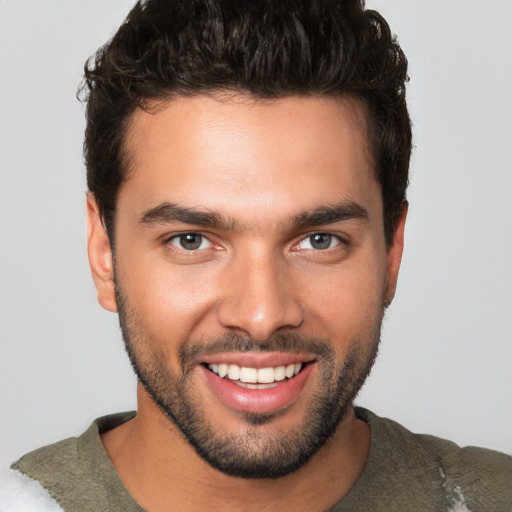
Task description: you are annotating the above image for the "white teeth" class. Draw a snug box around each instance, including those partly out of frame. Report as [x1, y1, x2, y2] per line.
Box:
[208, 362, 303, 384]
[218, 363, 228, 378]
[235, 381, 279, 390]
[274, 366, 286, 381]
[257, 367, 275, 384]
[285, 364, 296, 378]
[227, 364, 240, 380]
[239, 366, 258, 383]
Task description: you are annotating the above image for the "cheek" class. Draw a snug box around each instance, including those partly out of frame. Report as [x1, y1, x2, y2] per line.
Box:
[117, 254, 221, 337]
[299, 256, 387, 338]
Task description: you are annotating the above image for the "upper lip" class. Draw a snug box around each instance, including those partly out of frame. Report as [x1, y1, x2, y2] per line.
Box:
[199, 351, 317, 369]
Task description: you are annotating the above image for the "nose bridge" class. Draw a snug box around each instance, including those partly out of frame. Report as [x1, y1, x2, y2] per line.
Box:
[217, 243, 303, 339]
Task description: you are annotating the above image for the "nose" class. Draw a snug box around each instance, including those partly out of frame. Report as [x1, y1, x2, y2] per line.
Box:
[216, 249, 304, 340]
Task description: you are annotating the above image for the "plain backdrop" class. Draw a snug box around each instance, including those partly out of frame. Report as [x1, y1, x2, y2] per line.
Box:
[1, 0, 511, 468]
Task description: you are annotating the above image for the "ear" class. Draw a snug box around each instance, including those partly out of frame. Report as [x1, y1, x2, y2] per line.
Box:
[87, 194, 118, 313]
[384, 203, 408, 306]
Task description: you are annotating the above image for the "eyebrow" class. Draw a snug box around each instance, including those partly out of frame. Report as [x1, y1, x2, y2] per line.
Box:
[139, 203, 239, 231]
[139, 200, 368, 232]
[289, 201, 369, 232]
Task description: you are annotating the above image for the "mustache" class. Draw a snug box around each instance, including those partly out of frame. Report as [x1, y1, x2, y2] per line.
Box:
[179, 332, 335, 368]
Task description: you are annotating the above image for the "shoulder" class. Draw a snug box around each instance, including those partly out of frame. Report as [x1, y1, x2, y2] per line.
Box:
[7, 434, 89, 511]
[357, 408, 512, 511]
[415, 432, 512, 511]
[6, 412, 136, 511]
[0, 467, 64, 511]
[10, 435, 84, 487]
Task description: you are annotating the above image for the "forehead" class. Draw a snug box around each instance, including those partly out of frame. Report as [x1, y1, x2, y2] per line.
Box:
[119, 94, 380, 228]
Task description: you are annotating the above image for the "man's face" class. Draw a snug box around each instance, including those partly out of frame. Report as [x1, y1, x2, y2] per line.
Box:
[89, 94, 404, 478]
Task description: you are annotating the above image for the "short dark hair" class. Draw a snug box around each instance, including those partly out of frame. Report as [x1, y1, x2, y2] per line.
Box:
[81, 0, 411, 245]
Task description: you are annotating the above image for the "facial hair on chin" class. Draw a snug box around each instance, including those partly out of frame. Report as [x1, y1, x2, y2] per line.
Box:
[114, 283, 382, 480]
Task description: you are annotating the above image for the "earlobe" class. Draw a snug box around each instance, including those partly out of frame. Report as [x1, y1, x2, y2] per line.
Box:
[86, 194, 118, 313]
[384, 204, 408, 307]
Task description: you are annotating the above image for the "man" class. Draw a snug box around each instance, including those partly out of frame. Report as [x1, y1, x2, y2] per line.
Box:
[1, 0, 510, 510]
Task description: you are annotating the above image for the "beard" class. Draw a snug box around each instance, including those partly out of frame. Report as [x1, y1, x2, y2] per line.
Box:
[115, 284, 382, 480]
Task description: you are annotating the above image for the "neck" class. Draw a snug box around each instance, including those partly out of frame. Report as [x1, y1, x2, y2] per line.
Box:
[101, 388, 370, 511]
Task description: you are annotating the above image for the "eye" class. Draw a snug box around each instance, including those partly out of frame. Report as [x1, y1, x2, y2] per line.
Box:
[169, 233, 212, 251]
[297, 233, 341, 250]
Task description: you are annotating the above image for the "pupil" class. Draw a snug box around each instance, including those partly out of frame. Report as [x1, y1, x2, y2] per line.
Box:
[311, 233, 331, 250]
[180, 233, 201, 250]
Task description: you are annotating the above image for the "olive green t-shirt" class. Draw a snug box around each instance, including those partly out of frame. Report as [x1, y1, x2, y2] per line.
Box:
[11, 408, 512, 511]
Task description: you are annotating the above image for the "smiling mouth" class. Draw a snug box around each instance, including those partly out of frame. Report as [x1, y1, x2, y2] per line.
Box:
[205, 362, 308, 389]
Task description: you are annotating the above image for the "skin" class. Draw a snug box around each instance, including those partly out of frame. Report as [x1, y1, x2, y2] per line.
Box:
[87, 94, 406, 511]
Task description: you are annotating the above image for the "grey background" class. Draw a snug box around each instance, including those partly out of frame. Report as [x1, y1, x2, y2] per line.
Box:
[1, 0, 511, 467]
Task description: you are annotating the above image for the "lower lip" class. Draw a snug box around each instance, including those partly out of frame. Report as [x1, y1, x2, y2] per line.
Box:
[200, 363, 314, 414]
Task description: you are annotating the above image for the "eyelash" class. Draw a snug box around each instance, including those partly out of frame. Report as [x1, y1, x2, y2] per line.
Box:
[293, 233, 346, 251]
[165, 232, 214, 252]
[163, 231, 349, 253]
